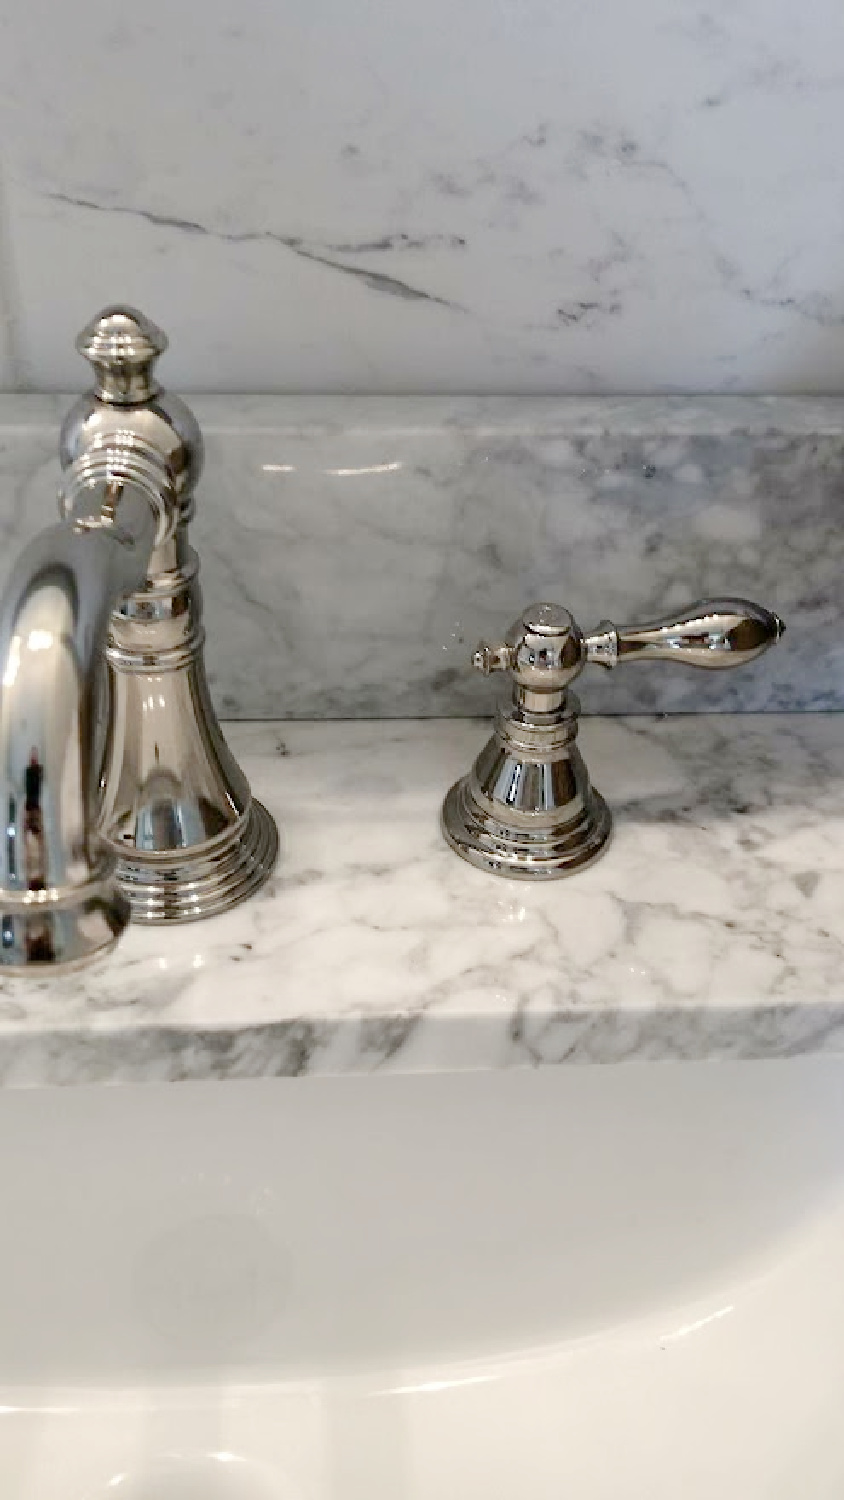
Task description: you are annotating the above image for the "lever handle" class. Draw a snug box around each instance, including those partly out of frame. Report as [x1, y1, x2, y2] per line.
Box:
[585, 598, 785, 671]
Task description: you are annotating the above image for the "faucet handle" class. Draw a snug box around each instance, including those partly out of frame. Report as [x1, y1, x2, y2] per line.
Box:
[469, 597, 784, 702]
[442, 593, 785, 880]
[584, 598, 785, 671]
[76, 305, 167, 405]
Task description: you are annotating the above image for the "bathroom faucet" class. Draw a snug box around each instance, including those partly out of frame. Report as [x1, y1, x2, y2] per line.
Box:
[0, 307, 277, 972]
[442, 598, 784, 878]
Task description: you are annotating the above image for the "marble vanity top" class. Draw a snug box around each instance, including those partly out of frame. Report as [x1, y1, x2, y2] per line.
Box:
[0, 715, 841, 1087]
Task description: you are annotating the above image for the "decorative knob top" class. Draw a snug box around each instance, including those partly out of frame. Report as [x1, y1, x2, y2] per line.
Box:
[473, 602, 586, 694]
[75, 306, 167, 405]
[61, 306, 203, 500]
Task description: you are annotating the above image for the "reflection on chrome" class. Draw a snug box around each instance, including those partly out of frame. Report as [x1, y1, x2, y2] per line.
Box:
[1, 635, 20, 689]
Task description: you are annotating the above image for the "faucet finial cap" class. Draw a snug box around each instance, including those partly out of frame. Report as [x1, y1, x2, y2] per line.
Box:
[76, 305, 167, 405]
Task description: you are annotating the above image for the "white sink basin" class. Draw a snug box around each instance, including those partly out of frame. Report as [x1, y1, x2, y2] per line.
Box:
[2, 1058, 844, 1497]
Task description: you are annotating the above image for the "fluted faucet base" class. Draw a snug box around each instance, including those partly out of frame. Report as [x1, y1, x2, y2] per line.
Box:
[442, 694, 612, 879]
[116, 798, 278, 924]
[442, 782, 612, 880]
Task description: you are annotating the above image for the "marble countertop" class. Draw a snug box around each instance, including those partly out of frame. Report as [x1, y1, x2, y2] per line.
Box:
[0, 715, 841, 1087]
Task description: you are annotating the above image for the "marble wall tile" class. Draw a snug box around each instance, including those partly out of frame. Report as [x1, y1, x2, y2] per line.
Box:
[0, 322, 13, 390]
[0, 200, 15, 390]
[0, 394, 838, 716]
[2, 0, 844, 392]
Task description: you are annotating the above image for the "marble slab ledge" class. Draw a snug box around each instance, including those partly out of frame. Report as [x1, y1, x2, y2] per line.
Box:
[0, 715, 841, 1087]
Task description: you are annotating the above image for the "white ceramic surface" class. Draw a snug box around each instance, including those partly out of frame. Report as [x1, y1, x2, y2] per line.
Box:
[2, 0, 844, 392]
[2, 1056, 844, 1497]
[0, 715, 842, 1085]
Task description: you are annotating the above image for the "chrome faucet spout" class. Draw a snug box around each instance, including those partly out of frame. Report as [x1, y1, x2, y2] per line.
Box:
[0, 485, 158, 970]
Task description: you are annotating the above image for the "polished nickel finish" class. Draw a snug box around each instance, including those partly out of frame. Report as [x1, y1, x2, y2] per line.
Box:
[442, 598, 785, 880]
[75, 305, 167, 406]
[583, 599, 785, 671]
[0, 307, 277, 970]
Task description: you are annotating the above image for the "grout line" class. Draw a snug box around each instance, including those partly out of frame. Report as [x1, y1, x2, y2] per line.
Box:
[0, 160, 25, 390]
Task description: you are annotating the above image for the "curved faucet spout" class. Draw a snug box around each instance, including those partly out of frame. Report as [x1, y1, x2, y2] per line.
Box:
[0, 485, 157, 971]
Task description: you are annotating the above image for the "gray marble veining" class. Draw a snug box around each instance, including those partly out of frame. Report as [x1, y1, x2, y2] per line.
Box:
[3, 1, 844, 393]
[0, 716, 841, 1088]
[0, 394, 840, 717]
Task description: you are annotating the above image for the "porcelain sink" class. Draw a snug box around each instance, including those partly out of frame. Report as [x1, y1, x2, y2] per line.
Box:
[2, 1056, 844, 1498]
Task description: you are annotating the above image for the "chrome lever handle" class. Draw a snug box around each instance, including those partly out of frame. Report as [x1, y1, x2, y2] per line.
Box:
[585, 598, 785, 671]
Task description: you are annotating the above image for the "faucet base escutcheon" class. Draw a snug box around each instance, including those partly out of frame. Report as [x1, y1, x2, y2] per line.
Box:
[116, 797, 278, 924]
[442, 690, 612, 879]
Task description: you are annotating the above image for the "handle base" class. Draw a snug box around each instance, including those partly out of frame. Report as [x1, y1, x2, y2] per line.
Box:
[441, 707, 612, 879]
[442, 777, 611, 879]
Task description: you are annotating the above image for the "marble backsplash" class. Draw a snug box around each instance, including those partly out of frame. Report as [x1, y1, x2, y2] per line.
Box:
[4, 1, 844, 395]
[0, 393, 839, 717]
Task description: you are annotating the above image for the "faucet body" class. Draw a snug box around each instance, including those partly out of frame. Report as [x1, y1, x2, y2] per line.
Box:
[0, 308, 277, 972]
